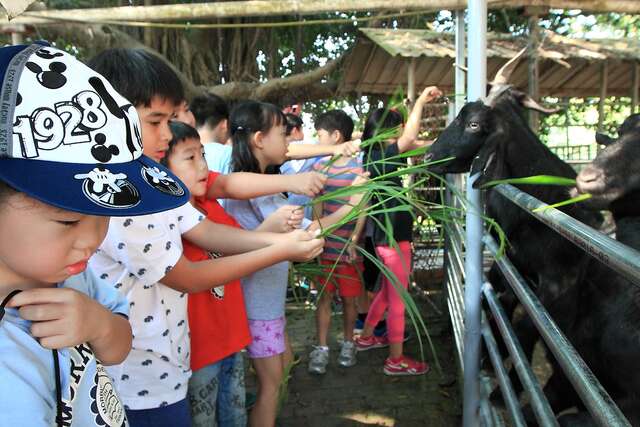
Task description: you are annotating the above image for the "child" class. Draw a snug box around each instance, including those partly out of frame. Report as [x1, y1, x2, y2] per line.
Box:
[354, 86, 442, 376]
[162, 121, 256, 427]
[0, 42, 188, 425]
[308, 110, 367, 375]
[224, 101, 368, 427]
[175, 99, 196, 128]
[191, 93, 232, 173]
[87, 48, 325, 426]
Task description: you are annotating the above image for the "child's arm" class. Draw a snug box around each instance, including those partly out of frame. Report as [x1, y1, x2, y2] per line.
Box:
[207, 171, 327, 200]
[162, 230, 324, 293]
[396, 86, 442, 153]
[286, 140, 360, 159]
[183, 219, 294, 255]
[7, 288, 132, 365]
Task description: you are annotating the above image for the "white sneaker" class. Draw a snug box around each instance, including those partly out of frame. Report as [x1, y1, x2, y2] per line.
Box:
[338, 341, 357, 367]
[308, 346, 329, 375]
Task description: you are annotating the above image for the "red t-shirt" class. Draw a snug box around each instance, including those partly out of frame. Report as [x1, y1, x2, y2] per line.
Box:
[184, 172, 252, 372]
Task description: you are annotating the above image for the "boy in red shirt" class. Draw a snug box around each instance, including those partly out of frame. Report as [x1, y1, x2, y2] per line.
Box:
[163, 121, 306, 427]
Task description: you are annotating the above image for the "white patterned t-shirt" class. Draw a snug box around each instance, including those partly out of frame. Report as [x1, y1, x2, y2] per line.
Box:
[88, 202, 204, 410]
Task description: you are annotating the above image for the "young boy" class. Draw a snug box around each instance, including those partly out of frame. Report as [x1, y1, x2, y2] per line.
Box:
[162, 121, 252, 427]
[190, 93, 232, 173]
[0, 42, 186, 425]
[308, 110, 367, 374]
[87, 48, 325, 426]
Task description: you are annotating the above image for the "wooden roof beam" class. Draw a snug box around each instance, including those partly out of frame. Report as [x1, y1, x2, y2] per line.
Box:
[7, 0, 640, 27]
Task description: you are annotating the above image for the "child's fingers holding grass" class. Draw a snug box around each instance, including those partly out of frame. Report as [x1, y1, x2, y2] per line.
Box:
[290, 172, 327, 197]
[282, 229, 325, 262]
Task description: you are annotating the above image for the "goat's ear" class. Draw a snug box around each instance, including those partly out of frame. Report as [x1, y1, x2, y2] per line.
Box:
[512, 90, 561, 115]
[595, 132, 615, 146]
[470, 125, 505, 189]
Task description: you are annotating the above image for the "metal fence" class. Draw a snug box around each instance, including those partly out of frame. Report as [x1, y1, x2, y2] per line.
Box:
[444, 181, 640, 426]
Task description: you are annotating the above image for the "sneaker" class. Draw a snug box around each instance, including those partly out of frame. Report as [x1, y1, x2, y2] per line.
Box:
[355, 335, 389, 351]
[308, 346, 329, 375]
[383, 356, 430, 376]
[338, 341, 357, 367]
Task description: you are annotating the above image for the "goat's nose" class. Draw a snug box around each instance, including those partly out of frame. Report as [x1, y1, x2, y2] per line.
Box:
[576, 166, 605, 193]
[424, 152, 434, 163]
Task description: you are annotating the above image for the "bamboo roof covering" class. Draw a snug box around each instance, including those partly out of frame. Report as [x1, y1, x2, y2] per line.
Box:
[340, 28, 640, 98]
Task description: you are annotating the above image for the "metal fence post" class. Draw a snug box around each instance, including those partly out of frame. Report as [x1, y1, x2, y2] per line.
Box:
[463, 1, 487, 426]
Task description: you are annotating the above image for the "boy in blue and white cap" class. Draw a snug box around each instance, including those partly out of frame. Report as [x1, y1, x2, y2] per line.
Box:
[0, 42, 191, 426]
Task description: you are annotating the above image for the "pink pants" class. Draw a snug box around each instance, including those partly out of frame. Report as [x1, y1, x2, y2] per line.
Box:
[365, 241, 412, 344]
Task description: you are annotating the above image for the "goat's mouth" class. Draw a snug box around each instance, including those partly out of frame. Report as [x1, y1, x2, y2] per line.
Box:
[572, 183, 622, 210]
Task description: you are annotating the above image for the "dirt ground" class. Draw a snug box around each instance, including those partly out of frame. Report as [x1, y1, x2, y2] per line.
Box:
[246, 282, 462, 427]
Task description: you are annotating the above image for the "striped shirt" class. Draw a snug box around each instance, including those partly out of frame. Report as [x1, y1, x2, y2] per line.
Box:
[313, 156, 364, 262]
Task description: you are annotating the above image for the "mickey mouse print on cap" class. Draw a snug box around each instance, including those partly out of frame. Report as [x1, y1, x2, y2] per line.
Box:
[0, 41, 189, 216]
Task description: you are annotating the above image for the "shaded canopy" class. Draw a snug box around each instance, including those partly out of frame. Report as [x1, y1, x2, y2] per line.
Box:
[340, 28, 640, 98]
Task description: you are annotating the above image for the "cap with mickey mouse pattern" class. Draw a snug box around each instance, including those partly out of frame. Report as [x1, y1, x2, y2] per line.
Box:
[0, 41, 190, 216]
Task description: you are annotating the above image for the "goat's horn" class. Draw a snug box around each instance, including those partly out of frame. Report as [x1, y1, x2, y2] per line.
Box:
[491, 48, 527, 86]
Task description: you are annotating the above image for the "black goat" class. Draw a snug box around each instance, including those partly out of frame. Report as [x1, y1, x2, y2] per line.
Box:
[427, 51, 603, 420]
[553, 119, 640, 425]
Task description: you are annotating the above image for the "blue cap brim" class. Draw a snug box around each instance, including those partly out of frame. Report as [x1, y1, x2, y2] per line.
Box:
[0, 154, 190, 216]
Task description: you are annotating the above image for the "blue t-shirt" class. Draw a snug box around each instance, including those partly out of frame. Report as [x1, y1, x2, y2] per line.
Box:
[0, 270, 129, 426]
[225, 194, 312, 320]
[203, 143, 232, 175]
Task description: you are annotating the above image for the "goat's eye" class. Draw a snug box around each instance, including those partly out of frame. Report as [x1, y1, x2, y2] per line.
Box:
[467, 122, 480, 130]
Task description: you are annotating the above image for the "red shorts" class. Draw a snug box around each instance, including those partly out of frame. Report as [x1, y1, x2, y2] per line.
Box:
[317, 260, 364, 298]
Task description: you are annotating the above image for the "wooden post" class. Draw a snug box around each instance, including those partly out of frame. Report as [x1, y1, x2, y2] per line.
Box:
[407, 57, 416, 104]
[525, 7, 544, 131]
[597, 61, 608, 134]
[632, 61, 639, 114]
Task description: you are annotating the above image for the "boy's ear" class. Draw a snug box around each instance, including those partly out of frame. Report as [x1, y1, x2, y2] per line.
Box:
[333, 130, 344, 144]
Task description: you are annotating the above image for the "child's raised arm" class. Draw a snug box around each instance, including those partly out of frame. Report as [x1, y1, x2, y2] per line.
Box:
[396, 86, 443, 153]
[286, 140, 360, 159]
[162, 229, 324, 293]
[207, 171, 327, 200]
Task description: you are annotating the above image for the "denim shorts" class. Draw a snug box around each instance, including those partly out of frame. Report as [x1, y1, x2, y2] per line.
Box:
[246, 316, 286, 359]
[188, 352, 246, 427]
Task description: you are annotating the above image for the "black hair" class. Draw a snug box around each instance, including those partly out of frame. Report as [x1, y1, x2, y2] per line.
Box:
[88, 48, 184, 107]
[314, 110, 354, 141]
[361, 108, 404, 152]
[190, 94, 229, 129]
[285, 113, 303, 136]
[230, 101, 286, 174]
[160, 121, 201, 167]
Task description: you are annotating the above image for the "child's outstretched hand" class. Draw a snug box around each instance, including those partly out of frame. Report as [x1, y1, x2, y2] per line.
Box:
[333, 140, 361, 158]
[282, 229, 325, 262]
[262, 205, 304, 233]
[289, 172, 327, 197]
[418, 86, 443, 104]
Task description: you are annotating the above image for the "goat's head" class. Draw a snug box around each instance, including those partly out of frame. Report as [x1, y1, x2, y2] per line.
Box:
[576, 119, 640, 210]
[426, 48, 559, 187]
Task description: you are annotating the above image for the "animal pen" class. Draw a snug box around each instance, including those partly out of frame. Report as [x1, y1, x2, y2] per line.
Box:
[430, 2, 640, 426]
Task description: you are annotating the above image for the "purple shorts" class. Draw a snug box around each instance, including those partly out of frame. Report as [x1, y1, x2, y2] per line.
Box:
[246, 317, 286, 359]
